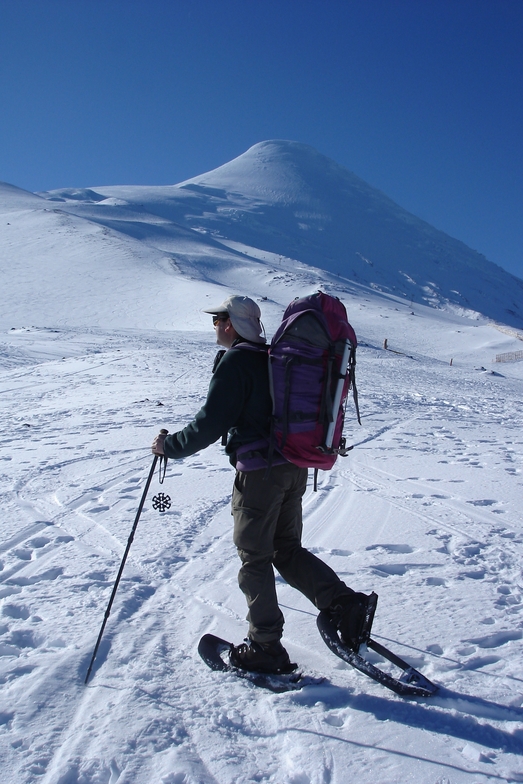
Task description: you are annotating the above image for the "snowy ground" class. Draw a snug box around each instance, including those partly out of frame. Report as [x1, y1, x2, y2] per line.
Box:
[1, 302, 523, 784]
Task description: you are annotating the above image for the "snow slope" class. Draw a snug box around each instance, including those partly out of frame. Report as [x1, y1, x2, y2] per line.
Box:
[1, 309, 523, 784]
[38, 140, 523, 330]
[1, 144, 523, 783]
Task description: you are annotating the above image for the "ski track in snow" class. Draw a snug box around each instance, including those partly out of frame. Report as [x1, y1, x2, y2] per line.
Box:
[1, 326, 523, 784]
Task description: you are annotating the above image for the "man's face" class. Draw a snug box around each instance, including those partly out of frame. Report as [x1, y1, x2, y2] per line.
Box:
[213, 315, 237, 348]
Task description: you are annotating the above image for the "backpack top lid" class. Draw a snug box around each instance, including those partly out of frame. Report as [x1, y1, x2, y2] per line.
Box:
[273, 291, 357, 347]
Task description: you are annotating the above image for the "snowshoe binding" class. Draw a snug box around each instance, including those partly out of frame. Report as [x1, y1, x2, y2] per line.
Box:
[318, 593, 438, 698]
[198, 634, 304, 693]
[229, 638, 297, 674]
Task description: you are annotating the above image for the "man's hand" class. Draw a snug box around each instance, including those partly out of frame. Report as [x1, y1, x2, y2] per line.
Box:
[151, 429, 168, 456]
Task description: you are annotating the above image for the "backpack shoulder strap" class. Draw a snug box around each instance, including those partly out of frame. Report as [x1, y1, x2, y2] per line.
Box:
[230, 340, 269, 354]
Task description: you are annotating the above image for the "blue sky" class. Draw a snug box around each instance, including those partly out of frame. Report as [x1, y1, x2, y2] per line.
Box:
[1, 0, 522, 280]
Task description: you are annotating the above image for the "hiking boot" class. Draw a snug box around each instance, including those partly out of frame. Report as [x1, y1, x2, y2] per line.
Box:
[229, 638, 297, 674]
[329, 592, 377, 652]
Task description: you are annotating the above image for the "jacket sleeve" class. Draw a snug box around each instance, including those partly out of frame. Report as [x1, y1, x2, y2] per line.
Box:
[162, 351, 248, 460]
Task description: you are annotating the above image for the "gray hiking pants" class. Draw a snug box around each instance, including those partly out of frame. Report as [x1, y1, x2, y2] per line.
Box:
[232, 462, 351, 643]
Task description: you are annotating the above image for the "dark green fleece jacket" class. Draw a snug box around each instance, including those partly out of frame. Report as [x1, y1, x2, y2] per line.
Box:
[163, 341, 271, 465]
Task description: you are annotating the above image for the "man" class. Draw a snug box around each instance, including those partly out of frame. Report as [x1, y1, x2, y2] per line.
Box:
[152, 295, 371, 674]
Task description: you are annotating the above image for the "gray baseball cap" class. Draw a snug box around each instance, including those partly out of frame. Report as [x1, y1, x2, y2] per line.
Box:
[203, 295, 265, 344]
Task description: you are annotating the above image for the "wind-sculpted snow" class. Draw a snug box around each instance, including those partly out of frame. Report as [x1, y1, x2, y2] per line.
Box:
[1, 311, 523, 783]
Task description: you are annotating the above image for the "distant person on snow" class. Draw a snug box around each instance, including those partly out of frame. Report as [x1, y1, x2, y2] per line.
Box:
[151, 294, 372, 674]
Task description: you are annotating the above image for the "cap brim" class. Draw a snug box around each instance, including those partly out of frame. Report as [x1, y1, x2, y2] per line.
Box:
[202, 304, 229, 316]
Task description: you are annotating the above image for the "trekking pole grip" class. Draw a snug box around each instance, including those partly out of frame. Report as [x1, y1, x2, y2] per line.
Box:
[158, 429, 168, 482]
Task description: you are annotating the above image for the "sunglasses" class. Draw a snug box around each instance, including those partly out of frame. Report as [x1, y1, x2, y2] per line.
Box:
[212, 315, 229, 326]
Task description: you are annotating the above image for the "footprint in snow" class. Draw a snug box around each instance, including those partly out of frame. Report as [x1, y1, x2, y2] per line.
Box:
[372, 563, 409, 577]
[466, 630, 522, 649]
[372, 561, 444, 578]
[0, 587, 22, 600]
[13, 548, 32, 561]
[458, 569, 487, 580]
[8, 566, 63, 586]
[2, 604, 30, 620]
[0, 712, 14, 727]
[426, 577, 447, 586]
[492, 528, 516, 538]
[459, 544, 482, 557]
[308, 546, 352, 557]
[5, 629, 42, 649]
[366, 543, 414, 554]
[27, 537, 50, 548]
[495, 586, 521, 608]
[0, 665, 36, 685]
[462, 655, 501, 670]
[457, 645, 476, 656]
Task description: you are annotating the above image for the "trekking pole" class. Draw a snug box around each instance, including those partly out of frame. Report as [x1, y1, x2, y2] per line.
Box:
[85, 430, 168, 684]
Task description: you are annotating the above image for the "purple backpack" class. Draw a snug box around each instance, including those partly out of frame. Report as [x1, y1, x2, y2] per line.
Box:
[268, 291, 360, 472]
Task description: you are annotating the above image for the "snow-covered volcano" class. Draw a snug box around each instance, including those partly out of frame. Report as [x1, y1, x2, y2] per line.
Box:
[35, 139, 523, 329]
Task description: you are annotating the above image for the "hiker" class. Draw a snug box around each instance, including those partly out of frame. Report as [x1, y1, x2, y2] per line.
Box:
[151, 294, 371, 673]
